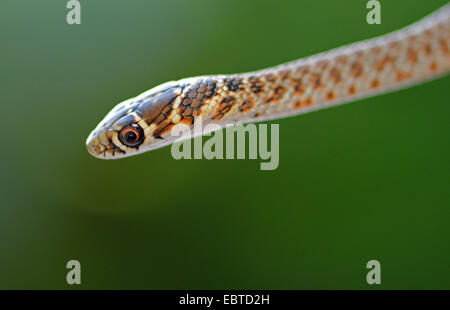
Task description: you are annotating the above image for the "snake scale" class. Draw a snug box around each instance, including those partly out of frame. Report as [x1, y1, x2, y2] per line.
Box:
[87, 4, 450, 159]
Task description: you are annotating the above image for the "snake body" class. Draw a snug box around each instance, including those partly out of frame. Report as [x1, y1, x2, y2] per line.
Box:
[87, 4, 450, 159]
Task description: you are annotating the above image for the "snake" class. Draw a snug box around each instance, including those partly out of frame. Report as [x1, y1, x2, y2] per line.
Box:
[86, 4, 450, 159]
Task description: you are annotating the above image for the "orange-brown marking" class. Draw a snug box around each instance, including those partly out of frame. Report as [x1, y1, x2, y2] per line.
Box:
[311, 73, 323, 89]
[316, 60, 328, 70]
[296, 65, 309, 75]
[351, 61, 363, 77]
[371, 47, 382, 54]
[291, 78, 305, 95]
[180, 116, 194, 126]
[153, 119, 174, 137]
[407, 48, 418, 64]
[249, 77, 265, 94]
[279, 70, 291, 81]
[348, 85, 357, 95]
[264, 86, 287, 104]
[336, 55, 348, 64]
[408, 35, 417, 43]
[191, 99, 201, 108]
[374, 55, 395, 72]
[389, 41, 401, 50]
[330, 67, 342, 84]
[439, 39, 449, 55]
[371, 79, 380, 89]
[302, 97, 314, 106]
[184, 107, 194, 116]
[213, 96, 236, 120]
[153, 114, 166, 125]
[429, 62, 438, 71]
[395, 71, 412, 82]
[326, 91, 336, 101]
[239, 99, 254, 112]
[264, 73, 277, 83]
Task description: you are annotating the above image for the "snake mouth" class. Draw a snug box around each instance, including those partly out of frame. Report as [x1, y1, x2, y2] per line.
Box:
[86, 135, 126, 159]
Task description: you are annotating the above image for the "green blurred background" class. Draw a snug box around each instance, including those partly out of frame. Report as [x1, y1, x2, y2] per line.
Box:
[1, 0, 449, 289]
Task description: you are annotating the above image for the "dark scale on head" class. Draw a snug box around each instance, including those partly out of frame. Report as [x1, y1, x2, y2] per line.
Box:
[197, 79, 217, 100]
[137, 84, 183, 125]
[163, 79, 218, 126]
[153, 105, 173, 126]
[179, 79, 217, 114]
[134, 83, 186, 140]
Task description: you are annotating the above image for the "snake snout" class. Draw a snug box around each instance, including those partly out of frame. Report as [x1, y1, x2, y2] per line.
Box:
[86, 127, 111, 158]
[86, 133, 103, 158]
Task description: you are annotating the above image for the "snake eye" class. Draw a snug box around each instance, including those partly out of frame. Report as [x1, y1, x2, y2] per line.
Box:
[119, 124, 144, 147]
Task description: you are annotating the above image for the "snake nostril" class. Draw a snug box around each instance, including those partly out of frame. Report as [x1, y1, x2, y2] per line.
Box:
[86, 137, 106, 157]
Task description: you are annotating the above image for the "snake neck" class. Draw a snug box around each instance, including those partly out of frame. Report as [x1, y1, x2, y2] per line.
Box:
[171, 4, 449, 130]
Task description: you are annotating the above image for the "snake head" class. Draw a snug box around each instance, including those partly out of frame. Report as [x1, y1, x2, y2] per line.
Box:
[86, 81, 185, 159]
